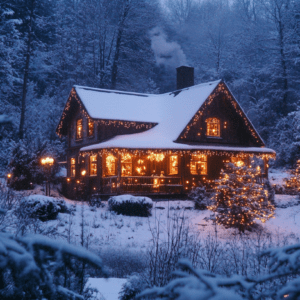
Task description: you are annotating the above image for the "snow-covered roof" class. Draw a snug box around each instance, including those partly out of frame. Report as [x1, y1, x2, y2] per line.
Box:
[76, 80, 220, 141]
[74, 81, 274, 154]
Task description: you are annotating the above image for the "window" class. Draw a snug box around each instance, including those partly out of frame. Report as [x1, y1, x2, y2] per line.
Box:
[88, 119, 94, 137]
[105, 154, 116, 176]
[76, 119, 83, 139]
[70, 158, 76, 177]
[169, 155, 178, 175]
[190, 154, 207, 175]
[121, 153, 132, 176]
[90, 155, 97, 176]
[206, 118, 220, 137]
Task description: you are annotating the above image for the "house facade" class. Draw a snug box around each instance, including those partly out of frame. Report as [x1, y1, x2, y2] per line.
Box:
[56, 66, 275, 197]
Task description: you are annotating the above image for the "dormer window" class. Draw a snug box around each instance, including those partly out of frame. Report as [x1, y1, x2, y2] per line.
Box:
[206, 118, 220, 137]
[88, 119, 94, 137]
[76, 119, 83, 139]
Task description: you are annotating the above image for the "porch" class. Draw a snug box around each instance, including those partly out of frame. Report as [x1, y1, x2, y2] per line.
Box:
[101, 175, 183, 195]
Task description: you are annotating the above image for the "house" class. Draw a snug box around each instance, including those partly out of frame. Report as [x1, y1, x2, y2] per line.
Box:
[56, 66, 275, 197]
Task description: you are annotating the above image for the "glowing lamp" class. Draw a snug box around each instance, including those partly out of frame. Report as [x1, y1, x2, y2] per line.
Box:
[7, 173, 11, 178]
[41, 157, 54, 165]
[81, 170, 86, 176]
[67, 178, 70, 182]
[76, 180, 80, 184]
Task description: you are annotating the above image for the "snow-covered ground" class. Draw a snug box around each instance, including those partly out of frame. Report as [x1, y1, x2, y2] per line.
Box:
[86, 278, 127, 300]
[19, 169, 300, 300]
[47, 193, 300, 252]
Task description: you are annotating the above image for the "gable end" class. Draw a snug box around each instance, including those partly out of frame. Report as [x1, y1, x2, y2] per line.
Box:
[176, 81, 265, 147]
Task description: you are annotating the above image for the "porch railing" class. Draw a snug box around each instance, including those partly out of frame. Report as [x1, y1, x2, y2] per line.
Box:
[102, 175, 183, 194]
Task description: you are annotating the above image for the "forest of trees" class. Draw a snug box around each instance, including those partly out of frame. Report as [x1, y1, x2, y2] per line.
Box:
[0, 0, 300, 173]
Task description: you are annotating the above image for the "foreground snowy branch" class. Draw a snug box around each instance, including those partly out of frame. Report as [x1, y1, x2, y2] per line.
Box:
[0, 232, 107, 299]
[139, 243, 300, 300]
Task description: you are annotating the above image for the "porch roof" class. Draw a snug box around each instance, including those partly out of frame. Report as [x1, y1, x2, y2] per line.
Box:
[80, 129, 275, 155]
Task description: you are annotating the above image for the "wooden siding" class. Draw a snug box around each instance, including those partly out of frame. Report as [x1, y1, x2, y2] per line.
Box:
[177, 91, 263, 147]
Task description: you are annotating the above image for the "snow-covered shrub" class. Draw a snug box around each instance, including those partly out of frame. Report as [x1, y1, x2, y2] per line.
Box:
[89, 194, 102, 208]
[21, 195, 69, 221]
[139, 259, 247, 300]
[188, 186, 211, 210]
[108, 195, 153, 217]
[0, 231, 107, 300]
[119, 274, 149, 300]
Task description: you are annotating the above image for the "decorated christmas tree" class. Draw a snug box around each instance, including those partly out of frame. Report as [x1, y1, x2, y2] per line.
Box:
[208, 162, 275, 232]
[284, 159, 300, 193]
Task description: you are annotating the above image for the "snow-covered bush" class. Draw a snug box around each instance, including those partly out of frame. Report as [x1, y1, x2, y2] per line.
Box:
[108, 195, 153, 217]
[139, 259, 247, 300]
[0, 231, 107, 300]
[21, 195, 69, 221]
[188, 186, 211, 210]
[119, 274, 149, 300]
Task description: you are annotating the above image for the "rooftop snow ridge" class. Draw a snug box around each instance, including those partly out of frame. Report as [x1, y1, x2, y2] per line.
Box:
[74, 79, 222, 97]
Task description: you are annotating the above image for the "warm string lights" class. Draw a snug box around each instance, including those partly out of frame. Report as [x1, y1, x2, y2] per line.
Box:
[147, 153, 165, 162]
[180, 83, 263, 144]
[284, 159, 300, 192]
[208, 162, 275, 232]
[80, 148, 275, 160]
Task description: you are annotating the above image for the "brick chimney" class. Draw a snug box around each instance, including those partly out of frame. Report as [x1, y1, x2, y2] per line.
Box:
[176, 66, 194, 90]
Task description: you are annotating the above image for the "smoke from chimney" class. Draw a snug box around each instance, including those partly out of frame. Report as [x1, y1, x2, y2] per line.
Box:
[149, 27, 187, 68]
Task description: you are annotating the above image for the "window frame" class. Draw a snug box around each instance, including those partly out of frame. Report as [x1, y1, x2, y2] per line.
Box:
[121, 153, 133, 176]
[76, 118, 83, 140]
[169, 155, 178, 175]
[206, 118, 221, 137]
[70, 157, 76, 177]
[190, 154, 207, 175]
[105, 154, 117, 176]
[90, 155, 97, 176]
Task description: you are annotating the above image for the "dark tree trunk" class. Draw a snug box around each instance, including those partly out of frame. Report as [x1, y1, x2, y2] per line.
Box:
[110, 0, 131, 90]
[19, 0, 35, 139]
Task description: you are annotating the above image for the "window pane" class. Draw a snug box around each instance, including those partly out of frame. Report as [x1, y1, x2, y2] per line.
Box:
[121, 153, 132, 176]
[106, 154, 116, 176]
[71, 158, 76, 177]
[88, 119, 94, 136]
[169, 155, 178, 175]
[190, 154, 207, 175]
[90, 155, 97, 176]
[206, 118, 220, 137]
[76, 119, 83, 139]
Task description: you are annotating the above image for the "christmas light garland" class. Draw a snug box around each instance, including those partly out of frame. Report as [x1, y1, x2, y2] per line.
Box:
[180, 82, 262, 144]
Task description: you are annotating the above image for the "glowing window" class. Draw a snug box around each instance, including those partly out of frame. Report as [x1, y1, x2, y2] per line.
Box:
[206, 118, 220, 137]
[88, 119, 94, 137]
[106, 154, 116, 176]
[121, 153, 132, 176]
[169, 155, 178, 175]
[70, 158, 76, 177]
[76, 119, 83, 139]
[90, 155, 97, 176]
[190, 154, 207, 175]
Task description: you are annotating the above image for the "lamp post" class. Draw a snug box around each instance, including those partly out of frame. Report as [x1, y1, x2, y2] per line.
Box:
[41, 157, 54, 196]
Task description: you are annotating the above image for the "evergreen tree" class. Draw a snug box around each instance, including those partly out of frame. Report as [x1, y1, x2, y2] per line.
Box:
[208, 162, 275, 232]
[285, 158, 300, 192]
